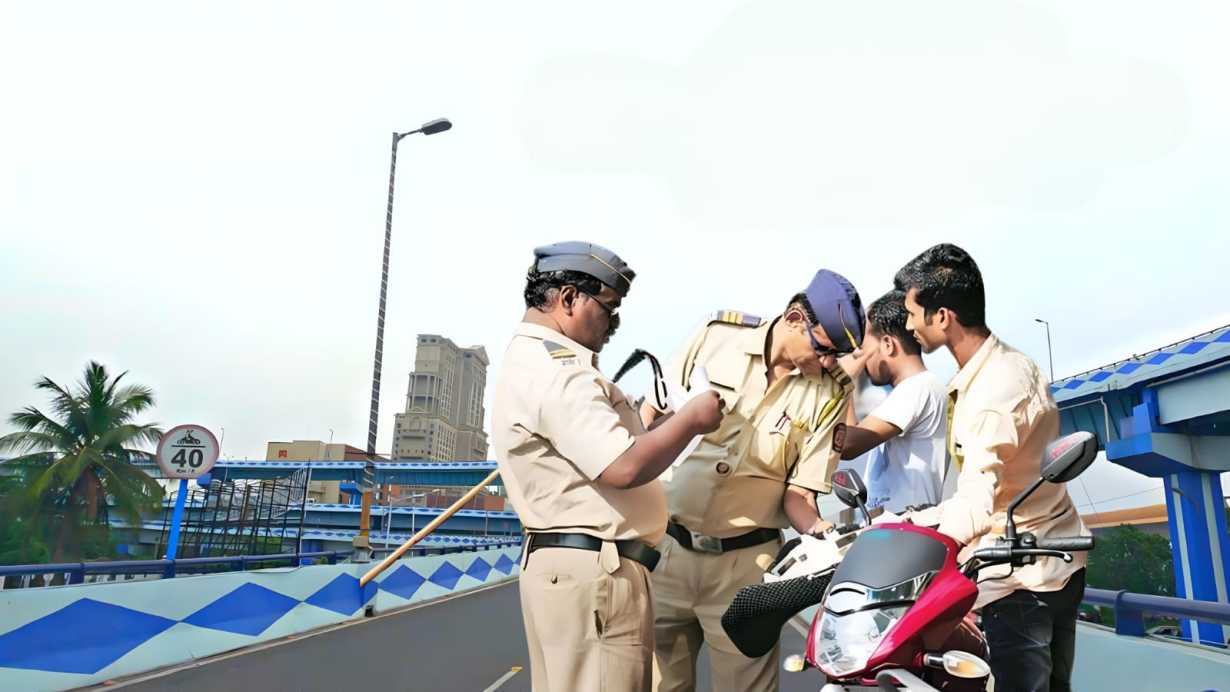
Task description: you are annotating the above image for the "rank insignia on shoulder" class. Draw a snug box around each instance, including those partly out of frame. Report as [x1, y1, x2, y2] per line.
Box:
[708, 310, 762, 328]
[543, 340, 577, 361]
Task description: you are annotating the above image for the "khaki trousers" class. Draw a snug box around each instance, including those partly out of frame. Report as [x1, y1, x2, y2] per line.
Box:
[520, 545, 655, 692]
[651, 533, 782, 692]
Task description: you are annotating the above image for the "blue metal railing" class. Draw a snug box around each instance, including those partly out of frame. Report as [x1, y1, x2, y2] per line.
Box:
[1084, 587, 1230, 645]
[0, 540, 523, 588]
[0, 551, 349, 585]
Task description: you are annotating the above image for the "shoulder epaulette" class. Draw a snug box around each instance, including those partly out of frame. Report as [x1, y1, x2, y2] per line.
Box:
[542, 340, 577, 360]
[708, 310, 762, 328]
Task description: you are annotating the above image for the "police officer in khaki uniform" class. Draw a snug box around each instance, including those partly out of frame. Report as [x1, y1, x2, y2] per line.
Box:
[644, 270, 865, 692]
[493, 242, 724, 692]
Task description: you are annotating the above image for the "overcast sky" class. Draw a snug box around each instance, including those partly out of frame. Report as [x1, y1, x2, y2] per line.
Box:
[3, 1, 1227, 513]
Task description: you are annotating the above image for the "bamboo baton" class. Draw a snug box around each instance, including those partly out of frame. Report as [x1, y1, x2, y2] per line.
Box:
[359, 469, 502, 587]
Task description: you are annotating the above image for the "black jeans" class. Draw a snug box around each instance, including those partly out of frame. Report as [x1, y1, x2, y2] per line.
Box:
[982, 569, 1086, 692]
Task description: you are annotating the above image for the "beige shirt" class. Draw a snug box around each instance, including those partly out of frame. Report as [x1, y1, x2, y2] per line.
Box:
[492, 322, 668, 545]
[911, 334, 1088, 608]
[662, 315, 853, 538]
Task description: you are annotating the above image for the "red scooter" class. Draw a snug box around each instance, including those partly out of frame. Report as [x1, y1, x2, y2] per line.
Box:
[723, 431, 1098, 691]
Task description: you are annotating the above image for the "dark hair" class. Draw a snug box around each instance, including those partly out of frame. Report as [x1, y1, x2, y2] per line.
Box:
[867, 290, 921, 356]
[893, 243, 987, 330]
[524, 270, 604, 310]
[785, 292, 819, 323]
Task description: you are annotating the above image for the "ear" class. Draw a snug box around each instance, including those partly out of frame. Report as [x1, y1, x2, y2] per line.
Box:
[559, 285, 578, 314]
[935, 307, 951, 330]
[882, 334, 897, 357]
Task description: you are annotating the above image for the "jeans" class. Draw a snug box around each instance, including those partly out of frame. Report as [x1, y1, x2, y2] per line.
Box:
[982, 569, 1086, 692]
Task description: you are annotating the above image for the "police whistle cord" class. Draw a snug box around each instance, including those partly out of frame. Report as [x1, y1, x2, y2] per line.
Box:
[359, 468, 501, 587]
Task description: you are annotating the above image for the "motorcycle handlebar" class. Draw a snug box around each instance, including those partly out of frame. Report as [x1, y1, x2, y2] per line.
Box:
[971, 547, 1073, 563]
[1037, 536, 1094, 552]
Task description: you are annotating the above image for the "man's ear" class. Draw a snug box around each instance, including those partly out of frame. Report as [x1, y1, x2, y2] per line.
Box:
[784, 308, 807, 332]
[559, 285, 577, 314]
[883, 335, 898, 358]
[935, 307, 951, 331]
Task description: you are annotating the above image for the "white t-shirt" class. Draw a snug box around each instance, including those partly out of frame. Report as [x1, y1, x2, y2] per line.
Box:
[863, 370, 952, 513]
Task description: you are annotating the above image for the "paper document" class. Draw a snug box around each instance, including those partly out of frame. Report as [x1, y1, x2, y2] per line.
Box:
[669, 366, 712, 468]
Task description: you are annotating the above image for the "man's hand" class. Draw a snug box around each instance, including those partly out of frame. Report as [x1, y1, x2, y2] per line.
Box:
[679, 390, 723, 435]
[805, 519, 835, 536]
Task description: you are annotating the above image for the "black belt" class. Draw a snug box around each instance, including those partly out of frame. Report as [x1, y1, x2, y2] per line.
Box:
[525, 532, 661, 572]
[667, 521, 780, 554]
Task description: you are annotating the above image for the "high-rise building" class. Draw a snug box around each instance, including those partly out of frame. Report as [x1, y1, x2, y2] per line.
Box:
[392, 334, 489, 461]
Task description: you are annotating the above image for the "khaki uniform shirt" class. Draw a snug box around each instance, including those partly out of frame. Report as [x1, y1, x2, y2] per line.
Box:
[911, 334, 1088, 608]
[661, 314, 853, 538]
[492, 322, 667, 545]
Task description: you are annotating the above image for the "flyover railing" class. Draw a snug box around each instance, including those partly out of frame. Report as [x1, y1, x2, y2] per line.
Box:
[0, 551, 349, 588]
[1084, 587, 1230, 647]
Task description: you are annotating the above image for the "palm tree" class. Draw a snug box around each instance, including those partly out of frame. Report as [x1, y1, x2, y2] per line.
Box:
[0, 361, 164, 562]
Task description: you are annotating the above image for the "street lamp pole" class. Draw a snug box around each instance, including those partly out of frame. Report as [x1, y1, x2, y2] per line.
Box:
[1035, 318, 1055, 382]
[358, 118, 452, 559]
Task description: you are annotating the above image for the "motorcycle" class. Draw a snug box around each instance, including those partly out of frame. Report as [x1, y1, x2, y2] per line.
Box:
[723, 430, 1099, 691]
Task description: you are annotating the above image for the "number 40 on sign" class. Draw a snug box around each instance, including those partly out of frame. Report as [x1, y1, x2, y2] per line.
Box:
[156, 425, 220, 480]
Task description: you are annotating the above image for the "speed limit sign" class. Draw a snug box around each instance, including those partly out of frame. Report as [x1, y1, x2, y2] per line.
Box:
[156, 425, 220, 480]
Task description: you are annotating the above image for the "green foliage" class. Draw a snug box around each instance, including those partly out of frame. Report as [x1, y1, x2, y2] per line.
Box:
[0, 361, 164, 563]
[1086, 525, 1174, 597]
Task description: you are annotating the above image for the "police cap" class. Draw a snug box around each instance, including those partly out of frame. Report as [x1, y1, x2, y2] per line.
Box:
[531, 241, 636, 297]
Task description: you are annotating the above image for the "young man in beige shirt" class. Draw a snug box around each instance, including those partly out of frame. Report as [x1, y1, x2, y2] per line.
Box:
[493, 242, 723, 692]
[894, 243, 1088, 692]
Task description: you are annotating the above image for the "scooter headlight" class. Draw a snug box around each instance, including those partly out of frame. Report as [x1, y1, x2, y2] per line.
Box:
[811, 605, 909, 679]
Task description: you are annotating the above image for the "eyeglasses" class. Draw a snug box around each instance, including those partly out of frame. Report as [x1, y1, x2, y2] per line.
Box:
[581, 290, 622, 336]
[581, 291, 620, 318]
[797, 311, 853, 358]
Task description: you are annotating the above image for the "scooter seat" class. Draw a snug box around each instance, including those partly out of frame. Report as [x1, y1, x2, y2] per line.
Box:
[720, 571, 833, 658]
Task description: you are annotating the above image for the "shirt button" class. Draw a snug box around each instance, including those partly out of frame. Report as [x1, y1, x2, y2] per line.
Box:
[716, 462, 731, 476]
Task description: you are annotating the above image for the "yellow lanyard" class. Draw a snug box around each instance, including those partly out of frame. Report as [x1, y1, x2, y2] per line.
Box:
[945, 390, 963, 472]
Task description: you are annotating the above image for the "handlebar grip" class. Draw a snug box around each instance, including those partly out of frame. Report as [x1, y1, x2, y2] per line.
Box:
[1037, 536, 1095, 552]
[972, 547, 1013, 561]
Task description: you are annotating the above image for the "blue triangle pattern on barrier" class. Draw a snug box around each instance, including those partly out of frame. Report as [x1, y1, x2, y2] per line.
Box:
[494, 553, 516, 574]
[0, 598, 176, 674]
[465, 557, 492, 582]
[184, 582, 301, 636]
[429, 562, 465, 590]
[305, 574, 377, 616]
[380, 565, 427, 600]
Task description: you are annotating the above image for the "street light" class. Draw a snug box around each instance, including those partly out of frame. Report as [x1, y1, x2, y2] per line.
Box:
[359, 117, 452, 559]
[1035, 318, 1055, 382]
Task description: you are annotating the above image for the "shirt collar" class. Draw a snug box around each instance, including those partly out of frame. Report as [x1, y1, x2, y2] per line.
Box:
[948, 333, 999, 395]
[514, 321, 599, 368]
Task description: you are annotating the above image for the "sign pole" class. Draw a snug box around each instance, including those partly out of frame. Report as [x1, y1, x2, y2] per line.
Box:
[155, 425, 220, 563]
[164, 478, 190, 559]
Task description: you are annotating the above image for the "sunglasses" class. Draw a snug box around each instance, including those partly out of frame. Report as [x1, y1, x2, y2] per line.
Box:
[581, 290, 622, 335]
[793, 310, 853, 358]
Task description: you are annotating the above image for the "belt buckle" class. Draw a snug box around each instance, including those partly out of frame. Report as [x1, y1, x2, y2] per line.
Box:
[690, 530, 724, 554]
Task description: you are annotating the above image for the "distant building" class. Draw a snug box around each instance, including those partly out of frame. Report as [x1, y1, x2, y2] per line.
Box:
[265, 440, 375, 504]
[392, 334, 489, 461]
[1082, 503, 1172, 538]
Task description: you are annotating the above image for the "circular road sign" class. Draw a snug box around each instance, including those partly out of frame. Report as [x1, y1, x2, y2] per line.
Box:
[156, 425, 220, 480]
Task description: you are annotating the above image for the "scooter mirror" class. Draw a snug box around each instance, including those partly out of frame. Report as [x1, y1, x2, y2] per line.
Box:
[1041, 431, 1099, 483]
[831, 469, 868, 509]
